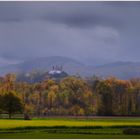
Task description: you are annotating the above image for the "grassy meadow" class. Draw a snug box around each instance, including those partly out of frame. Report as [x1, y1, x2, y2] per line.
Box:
[0, 117, 140, 138]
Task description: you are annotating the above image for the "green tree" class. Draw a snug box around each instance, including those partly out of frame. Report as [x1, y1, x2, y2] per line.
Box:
[3, 91, 23, 118]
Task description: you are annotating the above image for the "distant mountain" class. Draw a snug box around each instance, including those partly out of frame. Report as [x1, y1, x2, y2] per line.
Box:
[94, 61, 140, 79]
[0, 56, 88, 76]
[0, 56, 140, 79]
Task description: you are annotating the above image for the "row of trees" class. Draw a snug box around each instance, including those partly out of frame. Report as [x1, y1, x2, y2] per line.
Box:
[0, 74, 140, 118]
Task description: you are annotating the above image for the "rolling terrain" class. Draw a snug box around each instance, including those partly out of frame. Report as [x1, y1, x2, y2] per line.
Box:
[0, 56, 140, 79]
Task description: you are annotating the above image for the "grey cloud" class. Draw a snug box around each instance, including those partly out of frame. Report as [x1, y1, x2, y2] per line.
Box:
[106, 1, 140, 7]
[0, 2, 124, 29]
[44, 13, 123, 29]
[0, 21, 120, 62]
[0, 1, 139, 66]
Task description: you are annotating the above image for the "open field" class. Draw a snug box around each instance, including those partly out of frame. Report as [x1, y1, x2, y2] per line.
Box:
[1, 117, 140, 139]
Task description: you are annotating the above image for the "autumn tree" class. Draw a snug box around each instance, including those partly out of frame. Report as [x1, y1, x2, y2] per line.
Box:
[0, 94, 3, 116]
[111, 79, 132, 115]
[96, 81, 114, 116]
[60, 76, 96, 116]
[130, 84, 140, 114]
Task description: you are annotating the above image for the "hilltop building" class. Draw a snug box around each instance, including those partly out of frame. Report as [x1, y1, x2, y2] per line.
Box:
[49, 66, 63, 75]
[48, 66, 68, 80]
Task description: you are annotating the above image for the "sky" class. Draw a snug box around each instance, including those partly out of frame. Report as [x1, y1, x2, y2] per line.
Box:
[0, 1, 140, 66]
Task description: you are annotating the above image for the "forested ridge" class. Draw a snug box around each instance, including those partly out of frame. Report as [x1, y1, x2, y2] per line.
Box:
[0, 73, 140, 118]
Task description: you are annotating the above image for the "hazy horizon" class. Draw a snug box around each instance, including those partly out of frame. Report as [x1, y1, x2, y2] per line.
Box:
[0, 1, 140, 66]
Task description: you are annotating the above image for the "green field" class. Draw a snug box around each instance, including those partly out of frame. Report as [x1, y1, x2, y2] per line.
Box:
[0, 117, 140, 139]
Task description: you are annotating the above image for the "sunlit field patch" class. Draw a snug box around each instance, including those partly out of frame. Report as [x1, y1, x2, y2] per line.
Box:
[0, 117, 140, 138]
[1, 117, 140, 129]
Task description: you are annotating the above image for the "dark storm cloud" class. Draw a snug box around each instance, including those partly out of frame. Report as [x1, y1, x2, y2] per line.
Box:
[107, 1, 140, 7]
[0, 1, 140, 66]
[0, 2, 22, 22]
[0, 1, 123, 28]
[44, 13, 122, 29]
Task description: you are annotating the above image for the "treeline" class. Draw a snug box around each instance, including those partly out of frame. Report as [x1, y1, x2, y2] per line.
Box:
[0, 74, 140, 118]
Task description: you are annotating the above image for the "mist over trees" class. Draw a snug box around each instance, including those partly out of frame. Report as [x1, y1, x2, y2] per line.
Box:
[0, 73, 140, 117]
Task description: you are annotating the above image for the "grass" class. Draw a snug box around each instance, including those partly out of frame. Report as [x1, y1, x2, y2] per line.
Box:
[1, 132, 140, 139]
[1, 117, 140, 129]
[0, 117, 140, 138]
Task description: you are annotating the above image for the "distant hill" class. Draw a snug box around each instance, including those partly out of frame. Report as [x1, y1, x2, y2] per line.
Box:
[1, 56, 140, 79]
[0, 56, 88, 76]
[94, 61, 140, 79]
[16, 70, 68, 83]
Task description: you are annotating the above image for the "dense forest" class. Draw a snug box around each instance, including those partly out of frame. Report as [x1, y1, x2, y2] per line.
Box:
[0, 73, 140, 118]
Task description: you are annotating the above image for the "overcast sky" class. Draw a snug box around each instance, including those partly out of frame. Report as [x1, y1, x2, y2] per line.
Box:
[0, 1, 140, 66]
